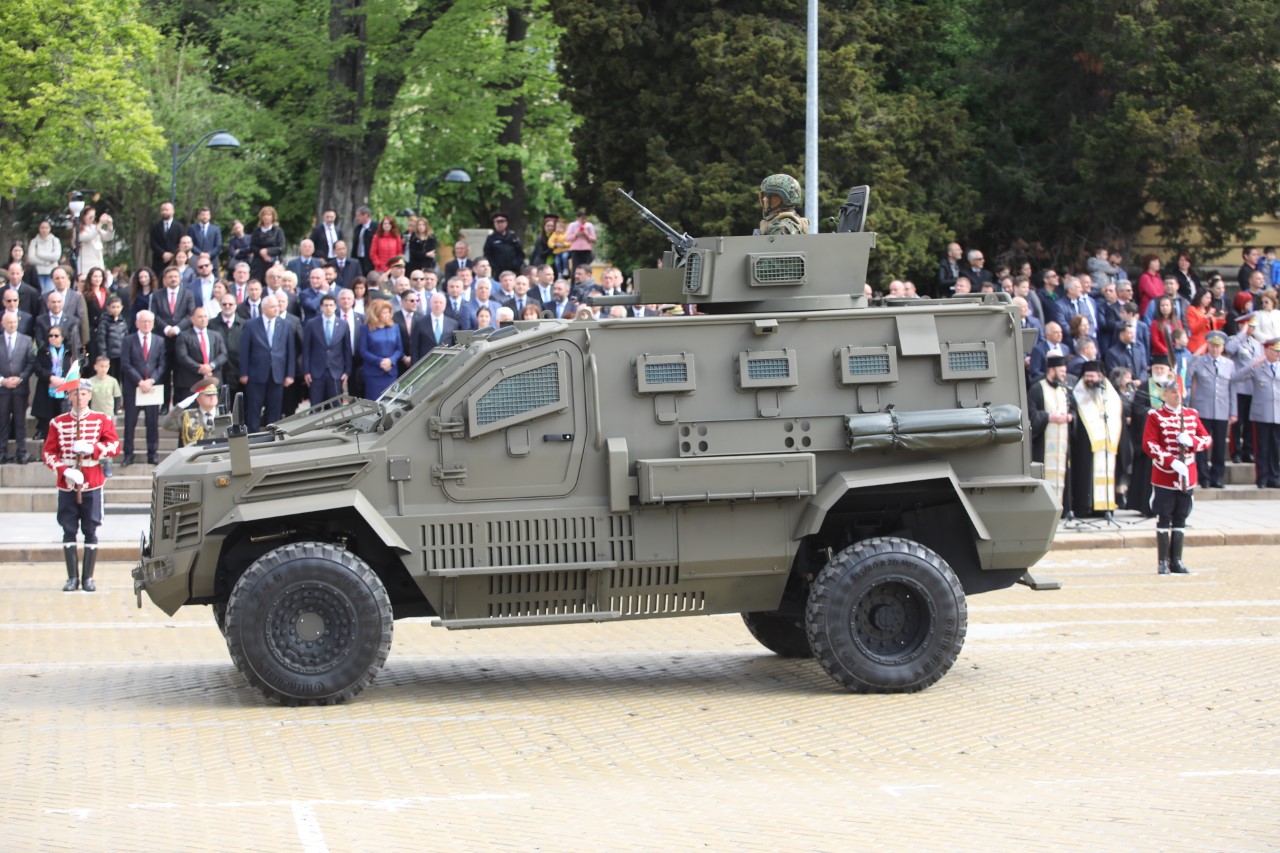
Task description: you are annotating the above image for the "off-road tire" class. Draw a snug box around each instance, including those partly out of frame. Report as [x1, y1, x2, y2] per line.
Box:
[224, 542, 393, 706]
[212, 601, 227, 637]
[805, 536, 965, 693]
[741, 611, 814, 658]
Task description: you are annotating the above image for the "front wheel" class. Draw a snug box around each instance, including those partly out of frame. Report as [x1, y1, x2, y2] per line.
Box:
[741, 611, 813, 658]
[805, 536, 966, 693]
[224, 542, 393, 706]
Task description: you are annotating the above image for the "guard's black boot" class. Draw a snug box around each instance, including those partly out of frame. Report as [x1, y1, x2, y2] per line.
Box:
[62, 545, 79, 592]
[1169, 529, 1191, 574]
[1156, 530, 1170, 575]
[81, 547, 97, 592]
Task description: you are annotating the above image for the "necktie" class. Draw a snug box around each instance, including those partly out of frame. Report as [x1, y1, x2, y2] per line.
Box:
[404, 313, 412, 336]
[164, 220, 170, 234]
[202, 223, 207, 237]
[325, 319, 333, 343]
[198, 330, 208, 364]
[452, 300, 459, 314]
[142, 334, 149, 362]
[204, 413, 213, 429]
[6, 336, 12, 356]
[516, 299, 523, 314]
[251, 302, 258, 319]
[434, 318, 442, 342]
[266, 319, 274, 346]
[169, 290, 176, 315]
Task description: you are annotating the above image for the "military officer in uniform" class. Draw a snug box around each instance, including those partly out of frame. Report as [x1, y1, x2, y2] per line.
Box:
[1188, 330, 1235, 487]
[43, 379, 120, 591]
[1233, 337, 1280, 488]
[757, 174, 810, 236]
[1225, 312, 1261, 461]
[162, 377, 223, 447]
[1142, 375, 1211, 575]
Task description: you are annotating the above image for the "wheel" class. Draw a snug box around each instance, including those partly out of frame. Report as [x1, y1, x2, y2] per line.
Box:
[212, 601, 227, 637]
[223, 542, 393, 706]
[741, 611, 813, 658]
[805, 536, 966, 693]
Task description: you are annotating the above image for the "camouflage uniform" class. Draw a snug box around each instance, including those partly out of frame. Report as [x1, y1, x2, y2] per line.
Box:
[758, 174, 810, 236]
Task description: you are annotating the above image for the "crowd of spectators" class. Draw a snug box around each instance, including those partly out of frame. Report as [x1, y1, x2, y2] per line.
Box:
[0, 200, 673, 462]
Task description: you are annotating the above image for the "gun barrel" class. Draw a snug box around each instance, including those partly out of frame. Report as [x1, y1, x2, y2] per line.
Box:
[617, 189, 694, 256]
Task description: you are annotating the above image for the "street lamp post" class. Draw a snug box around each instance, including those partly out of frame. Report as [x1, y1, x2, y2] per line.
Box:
[170, 130, 241, 207]
[67, 191, 86, 272]
[413, 168, 472, 215]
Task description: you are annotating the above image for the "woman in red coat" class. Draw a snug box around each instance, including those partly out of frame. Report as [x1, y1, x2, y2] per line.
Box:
[1149, 295, 1183, 361]
[369, 216, 402, 273]
[1137, 254, 1164, 316]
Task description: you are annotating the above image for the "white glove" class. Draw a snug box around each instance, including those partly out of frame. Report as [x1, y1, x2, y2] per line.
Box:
[72, 439, 94, 456]
[62, 467, 84, 486]
[1170, 459, 1189, 478]
[1177, 431, 1194, 448]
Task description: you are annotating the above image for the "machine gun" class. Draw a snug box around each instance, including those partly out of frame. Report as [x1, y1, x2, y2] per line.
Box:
[617, 189, 695, 262]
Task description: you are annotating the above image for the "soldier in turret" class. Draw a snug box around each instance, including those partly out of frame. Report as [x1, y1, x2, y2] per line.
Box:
[758, 174, 810, 236]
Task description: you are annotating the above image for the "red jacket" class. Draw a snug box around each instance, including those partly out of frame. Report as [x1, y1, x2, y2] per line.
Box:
[369, 233, 402, 272]
[1142, 404, 1211, 490]
[42, 409, 120, 492]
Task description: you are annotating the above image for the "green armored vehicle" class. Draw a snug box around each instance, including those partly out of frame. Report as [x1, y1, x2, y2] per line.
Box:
[135, 189, 1059, 705]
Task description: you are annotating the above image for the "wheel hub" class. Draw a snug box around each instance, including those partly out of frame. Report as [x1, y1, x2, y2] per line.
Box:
[851, 579, 929, 663]
[265, 582, 355, 674]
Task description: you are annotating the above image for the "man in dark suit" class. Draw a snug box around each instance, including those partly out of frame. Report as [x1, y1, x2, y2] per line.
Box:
[1104, 323, 1148, 385]
[546, 279, 577, 320]
[149, 202, 184, 277]
[393, 291, 422, 371]
[352, 206, 375, 275]
[2, 290, 34, 337]
[309, 209, 342, 261]
[303, 294, 352, 405]
[188, 207, 224, 276]
[239, 294, 295, 431]
[0, 312, 35, 462]
[35, 290, 82, 354]
[443, 240, 472, 280]
[236, 280, 265, 321]
[4, 262, 41, 316]
[330, 241, 360, 290]
[411, 293, 458, 360]
[502, 275, 540, 319]
[208, 294, 245, 401]
[174, 305, 228, 401]
[442, 277, 468, 324]
[120, 309, 166, 465]
[336, 288, 363, 398]
[286, 239, 325, 284]
[150, 267, 197, 404]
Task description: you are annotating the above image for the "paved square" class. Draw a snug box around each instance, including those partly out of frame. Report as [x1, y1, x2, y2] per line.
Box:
[2, 546, 1277, 851]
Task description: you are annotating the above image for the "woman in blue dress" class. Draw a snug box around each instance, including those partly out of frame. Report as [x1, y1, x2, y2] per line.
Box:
[359, 298, 402, 399]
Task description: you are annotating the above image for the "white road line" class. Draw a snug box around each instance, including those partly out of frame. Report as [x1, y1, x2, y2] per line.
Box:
[972, 637, 1278, 650]
[292, 802, 328, 853]
[43, 793, 528, 820]
[35, 715, 546, 732]
[880, 785, 942, 798]
[1179, 769, 1280, 778]
[972, 599, 1280, 612]
[969, 618, 1217, 640]
[0, 622, 208, 630]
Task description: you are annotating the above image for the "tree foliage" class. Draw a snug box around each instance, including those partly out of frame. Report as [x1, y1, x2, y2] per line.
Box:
[553, 0, 980, 278]
[967, 0, 1280, 266]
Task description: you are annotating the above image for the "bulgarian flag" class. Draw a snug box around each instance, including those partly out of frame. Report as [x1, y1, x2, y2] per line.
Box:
[54, 359, 82, 393]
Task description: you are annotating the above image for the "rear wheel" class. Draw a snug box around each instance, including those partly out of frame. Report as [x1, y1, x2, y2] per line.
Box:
[224, 542, 393, 706]
[805, 536, 965, 693]
[741, 611, 813, 658]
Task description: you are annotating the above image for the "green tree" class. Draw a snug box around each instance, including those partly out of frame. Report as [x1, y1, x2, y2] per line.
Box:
[0, 0, 162, 246]
[967, 0, 1280, 266]
[552, 0, 980, 282]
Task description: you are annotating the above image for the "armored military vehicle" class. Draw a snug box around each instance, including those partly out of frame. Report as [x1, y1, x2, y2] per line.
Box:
[135, 190, 1059, 705]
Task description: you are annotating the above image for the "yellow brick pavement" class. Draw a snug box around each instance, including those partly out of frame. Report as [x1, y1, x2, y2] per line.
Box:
[1, 546, 1278, 851]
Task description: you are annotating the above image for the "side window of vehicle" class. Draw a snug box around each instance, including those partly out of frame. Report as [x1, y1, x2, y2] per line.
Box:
[467, 350, 569, 438]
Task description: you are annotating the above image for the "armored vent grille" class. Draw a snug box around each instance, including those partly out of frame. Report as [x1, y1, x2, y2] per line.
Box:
[753, 255, 805, 284]
[474, 363, 560, 427]
[239, 461, 369, 502]
[683, 252, 703, 294]
[607, 589, 706, 616]
[162, 483, 192, 508]
[486, 570, 591, 618]
[848, 354, 891, 376]
[948, 350, 990, 373]
[483, 512, 634, 563]
[645, 362, 688, 385]
[174, 511, 200, 547]
[425, 522, 476, 570]
[747, 357, 790, 380]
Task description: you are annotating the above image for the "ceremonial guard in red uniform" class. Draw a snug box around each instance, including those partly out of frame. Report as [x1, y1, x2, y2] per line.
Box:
[43, 379, 120, 591]
[1142, 375, 1211, 575]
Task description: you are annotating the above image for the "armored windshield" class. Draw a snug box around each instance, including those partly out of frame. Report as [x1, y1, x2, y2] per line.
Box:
[383, 350, 459, 402]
